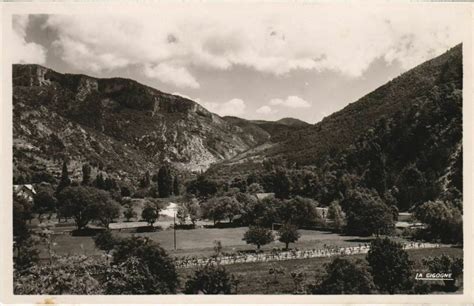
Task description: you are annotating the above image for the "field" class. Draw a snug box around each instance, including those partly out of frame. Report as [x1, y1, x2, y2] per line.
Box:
[41, 225, 396, 258]
[176, 247, 463, 294]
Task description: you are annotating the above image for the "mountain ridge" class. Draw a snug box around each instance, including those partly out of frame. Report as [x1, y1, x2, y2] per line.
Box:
[12, 64, 298, 183]
[208, 44, 463, 178]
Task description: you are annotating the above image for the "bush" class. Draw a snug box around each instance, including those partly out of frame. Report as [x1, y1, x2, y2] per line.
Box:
[14, 255, 105, 295]
[422, 255, 463, 291]
[184, 264, 238, 294]
[93, 230, 119, 253]
[111, 237, 179, 293]
[123, 205, 137, 222]
[310, 257, 375, 294]
[366, 237, 413, 293]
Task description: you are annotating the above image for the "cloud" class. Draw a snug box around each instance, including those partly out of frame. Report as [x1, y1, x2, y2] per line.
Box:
[256, 105, 277, 115]
[36, 5, 464, 84]
[12, 15, 46, 64]
[144, 63, 200, 89]
[269, 96, 311, 108]
[200, 98, 246, 116]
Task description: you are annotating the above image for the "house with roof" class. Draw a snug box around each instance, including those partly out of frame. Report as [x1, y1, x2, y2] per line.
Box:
[255, 192, 275, 201]
[13, 184, 36, 202]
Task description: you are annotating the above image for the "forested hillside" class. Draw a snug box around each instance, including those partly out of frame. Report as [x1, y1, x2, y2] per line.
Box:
[205, 44, 463, 238]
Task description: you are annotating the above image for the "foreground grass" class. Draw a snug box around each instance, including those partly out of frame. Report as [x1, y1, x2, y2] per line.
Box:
[177, 247, 463, 294]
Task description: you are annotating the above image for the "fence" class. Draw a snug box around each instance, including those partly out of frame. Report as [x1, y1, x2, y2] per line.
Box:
[174, 241, 443, 268]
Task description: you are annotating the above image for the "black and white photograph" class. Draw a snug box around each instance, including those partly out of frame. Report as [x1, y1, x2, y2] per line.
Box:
[1, 1, 473, 303]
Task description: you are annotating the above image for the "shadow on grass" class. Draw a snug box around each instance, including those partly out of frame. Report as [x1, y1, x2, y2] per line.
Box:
[135, 225, 163, 233]
[71, 228, 104, 236]
[203, 223, 246, 229]
[344, 238, 374, 243]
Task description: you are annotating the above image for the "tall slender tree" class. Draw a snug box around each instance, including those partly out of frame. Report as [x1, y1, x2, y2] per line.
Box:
[82, 163, 91, 185]
[56, 160, 71, 194]
[172, 175, 180, 196]
[157, 165, 172, 198]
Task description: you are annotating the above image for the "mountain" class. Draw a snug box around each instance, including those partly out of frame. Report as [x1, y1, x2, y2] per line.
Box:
[12, 65, 268, 182]
[208, 44, 463, 179]
[223, 116, 309, 141]
[275, 117, 310, 127]
[13, 43, 462, 198]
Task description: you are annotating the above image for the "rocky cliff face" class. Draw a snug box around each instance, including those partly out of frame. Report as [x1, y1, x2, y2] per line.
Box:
[12, 64, 269, 180]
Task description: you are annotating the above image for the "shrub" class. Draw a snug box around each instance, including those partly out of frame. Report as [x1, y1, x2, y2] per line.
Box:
[184, 264, 238, 294]
[366, 237, 413, 293]
[14, 255, 105, 295]
[422, 255, 463, 291]
[123, 206, 137, 222]
[310, 257, 375, 294]
[93, 230, 119, 253]
[111, 237, 179, 293]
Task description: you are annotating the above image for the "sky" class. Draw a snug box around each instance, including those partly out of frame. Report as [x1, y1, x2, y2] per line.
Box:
[11, 5, 465, 124]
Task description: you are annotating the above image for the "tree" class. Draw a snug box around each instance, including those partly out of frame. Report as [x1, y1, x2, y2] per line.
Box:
[327, 201, 345, 232]
[104, 177, 118, 191]
[176, 206, 188, 225]
[201, 196, 240, 224]
[82, 163, 91, 185]
[13, 194, 38, 271]
[56, 186, 100, 230]
[396, 164, 428, 211]
[14, 255, 104, 295]
[184, 264, 238, 294]
[243, 226, 274, 250]
[240, 196, 280, 227]
[141, 204, 159, 226]
[422, 255, 463, 291]
[110, 237, 179, 294]
[186, 174, 219, 199]
[247, 182, 264, 195]
[157, 165, 173, 198]
[342, 188, 394, 236]
[183, 196, 200, 226]
[273, 168, 291, 199]
[120, 185, 132, 197]
[94, 173, 105, 189]
[33, 188, 57, 220]
[172, 175, 180, 196]
[366, 237, 413, 293]
[140, 171, 151, 188]
[310, 257, 375, 294]
[56, 160, 71, 194]
[278, 223, 300, 250]
[278, 196, 321, 226]
[220, 196, 241, 223]
[93, 230, 119, 253]
[123, 206, 137, 222]
[414, 200, 462, 243]
[91, 191, 121, 229]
